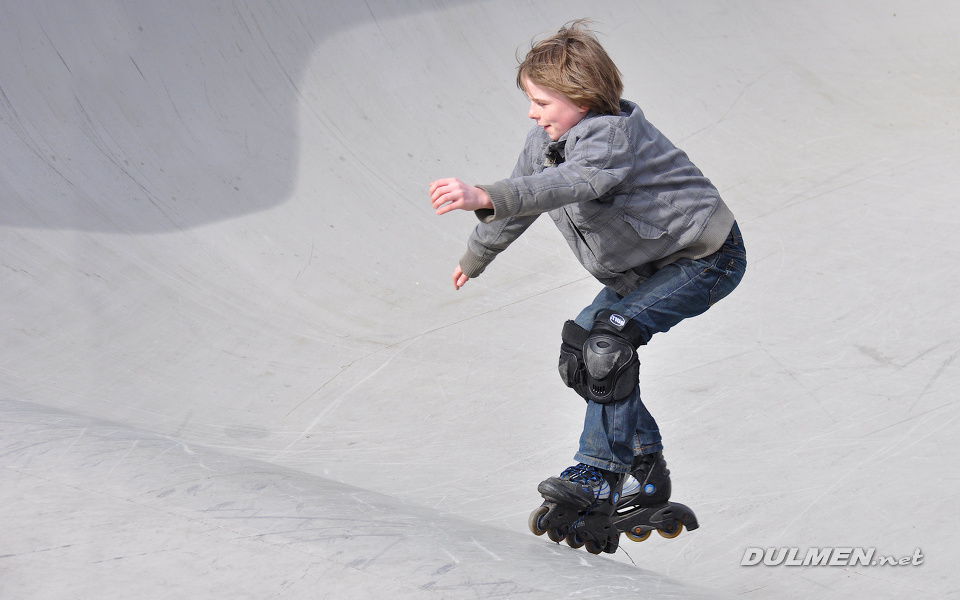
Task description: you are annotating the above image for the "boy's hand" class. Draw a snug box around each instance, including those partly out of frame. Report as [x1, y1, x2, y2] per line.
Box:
[452, 265, 470, 290]
[429, 178, 493, 215]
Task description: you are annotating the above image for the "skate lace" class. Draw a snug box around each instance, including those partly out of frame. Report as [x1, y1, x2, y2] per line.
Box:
[559, 464, 614, 531]
[559, 463, 608, 498]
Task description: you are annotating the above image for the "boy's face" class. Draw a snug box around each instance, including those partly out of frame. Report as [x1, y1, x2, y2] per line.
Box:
[523, 77, 588, 141]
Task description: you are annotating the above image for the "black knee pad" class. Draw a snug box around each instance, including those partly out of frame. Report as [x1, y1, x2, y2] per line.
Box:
[582, 310, 646, 404]
[558, 320, 590, 399]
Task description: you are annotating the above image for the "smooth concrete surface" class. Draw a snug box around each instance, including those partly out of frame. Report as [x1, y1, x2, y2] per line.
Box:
[1, 399, 724, 599]
[2, 1, 958, 598]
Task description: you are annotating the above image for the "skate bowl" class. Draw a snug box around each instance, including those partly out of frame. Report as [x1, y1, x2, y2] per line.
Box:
[2, 1, 959, 598]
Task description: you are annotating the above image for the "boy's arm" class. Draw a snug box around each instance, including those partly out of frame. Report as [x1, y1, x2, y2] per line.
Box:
[477, 119, 632, 222]
[457, 137, 541, 278]
[433, 129, 546, 286]
[430, 179, 494, 215]
[459, 213, 540, 278]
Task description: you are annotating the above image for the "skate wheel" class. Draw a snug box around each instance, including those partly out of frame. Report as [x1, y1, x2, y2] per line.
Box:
[547, 528, 564, 543]
[657, 521, 683, 539]
[565, 532, 585, 549]
[625, 527, 651, 542]
[585, 540, 604, 555]
[528, 505, 550, 536]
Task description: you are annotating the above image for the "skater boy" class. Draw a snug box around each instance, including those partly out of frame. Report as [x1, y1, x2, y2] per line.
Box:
[429, 20, 746, 544]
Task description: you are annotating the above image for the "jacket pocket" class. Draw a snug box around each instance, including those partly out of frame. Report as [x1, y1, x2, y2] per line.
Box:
[623, 214, 667, 240]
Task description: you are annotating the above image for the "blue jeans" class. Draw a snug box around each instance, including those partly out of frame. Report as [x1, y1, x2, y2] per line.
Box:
[572, 222, 746, 473]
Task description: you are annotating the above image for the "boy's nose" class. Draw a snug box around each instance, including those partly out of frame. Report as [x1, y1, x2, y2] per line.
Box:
[528, 102, 539, 120]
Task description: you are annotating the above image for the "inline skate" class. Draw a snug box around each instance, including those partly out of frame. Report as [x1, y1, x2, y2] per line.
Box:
[528, 452, 698, 554]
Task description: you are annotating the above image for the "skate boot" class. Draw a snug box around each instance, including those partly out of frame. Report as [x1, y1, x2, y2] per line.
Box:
[621, 451, 672, 505]
[613, 452, 699, 542]
[528, 463, 624, 554]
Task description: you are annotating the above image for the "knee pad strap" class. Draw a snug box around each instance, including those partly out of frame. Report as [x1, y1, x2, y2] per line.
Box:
[558, 320, 590, 399]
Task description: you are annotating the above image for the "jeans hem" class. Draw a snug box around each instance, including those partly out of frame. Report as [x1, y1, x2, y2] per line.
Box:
[573, 453, 632, 474]
[635, 443, 664, 455]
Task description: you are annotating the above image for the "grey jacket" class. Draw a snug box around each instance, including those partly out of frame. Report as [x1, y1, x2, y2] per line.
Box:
[461, 100, 735, 297]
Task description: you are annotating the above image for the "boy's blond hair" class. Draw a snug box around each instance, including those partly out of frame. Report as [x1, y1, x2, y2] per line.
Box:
[517, 20, 623, 116]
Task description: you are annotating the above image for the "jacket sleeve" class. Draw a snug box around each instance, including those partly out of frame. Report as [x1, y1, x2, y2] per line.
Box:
[459, 213, 540, 278]
[458, 130, 541, 278]
[477, 118, 632, 222]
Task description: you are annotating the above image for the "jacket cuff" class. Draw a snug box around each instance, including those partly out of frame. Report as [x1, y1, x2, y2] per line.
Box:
[475, 181, 517, 221]
[459, 247, 490, 278]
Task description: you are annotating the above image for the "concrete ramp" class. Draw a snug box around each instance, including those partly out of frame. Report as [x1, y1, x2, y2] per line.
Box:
[2, 1, 959, 598]
[2, 399, 725, 599]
